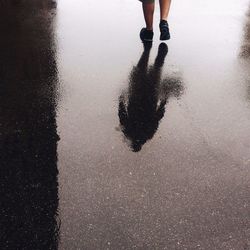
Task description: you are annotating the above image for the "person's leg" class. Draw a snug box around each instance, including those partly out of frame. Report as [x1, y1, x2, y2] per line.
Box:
[142, 1, 155, 31]
[159, 0, 171, 40]
[159, 0, 171, 21]
[139, 0, 155, 42]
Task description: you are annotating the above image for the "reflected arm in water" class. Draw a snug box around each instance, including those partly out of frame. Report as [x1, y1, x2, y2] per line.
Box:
[241, 6, 250, 59]
[240, 4, 250, 101]
[119, 43, 183, 152]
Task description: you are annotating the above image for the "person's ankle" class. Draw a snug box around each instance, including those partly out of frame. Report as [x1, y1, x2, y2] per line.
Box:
[160, 19, 168, 24]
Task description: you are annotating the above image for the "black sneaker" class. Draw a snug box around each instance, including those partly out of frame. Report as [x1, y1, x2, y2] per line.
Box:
[140, 28, 154, 42]
[159, 20, 170, 41]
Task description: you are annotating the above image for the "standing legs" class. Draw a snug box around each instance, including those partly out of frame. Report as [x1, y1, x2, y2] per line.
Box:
[142, 2, 155, 31]
[140, 0, 171, 41]
[142, 0, 171, 30]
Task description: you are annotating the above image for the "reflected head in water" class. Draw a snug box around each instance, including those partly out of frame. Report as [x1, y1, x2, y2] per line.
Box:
[119, 43, 183, 152]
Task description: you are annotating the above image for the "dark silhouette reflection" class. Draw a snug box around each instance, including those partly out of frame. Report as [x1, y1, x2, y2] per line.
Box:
[0, 1, 59, 249]
[119, 43, 183, 152]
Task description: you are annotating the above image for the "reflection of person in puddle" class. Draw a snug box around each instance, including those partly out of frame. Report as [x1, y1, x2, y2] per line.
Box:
[119, 43, 183, 152]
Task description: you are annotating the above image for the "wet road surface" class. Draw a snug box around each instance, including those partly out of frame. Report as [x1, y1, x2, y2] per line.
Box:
[1, 0, 250, 249]
[0, 1, 59, 249]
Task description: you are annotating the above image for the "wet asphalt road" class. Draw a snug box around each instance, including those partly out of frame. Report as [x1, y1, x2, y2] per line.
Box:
[1, 0, 250, 249]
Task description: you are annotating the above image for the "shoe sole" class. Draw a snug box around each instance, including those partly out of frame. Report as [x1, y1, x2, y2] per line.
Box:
[160, 34, 170, 41]
[142, 39, 153, 42]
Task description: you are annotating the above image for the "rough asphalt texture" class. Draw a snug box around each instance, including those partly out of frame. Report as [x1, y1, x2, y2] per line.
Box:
[1, 0, 250, 249]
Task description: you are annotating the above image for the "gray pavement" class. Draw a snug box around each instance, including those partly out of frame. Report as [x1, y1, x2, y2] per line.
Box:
[58, 0, 250, 249]
[1, 0, 250, 249]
